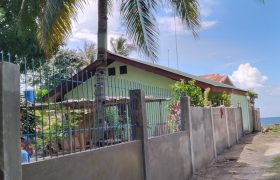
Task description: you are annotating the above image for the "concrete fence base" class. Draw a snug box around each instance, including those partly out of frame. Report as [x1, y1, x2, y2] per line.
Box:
[0, 85, 244, 180]
[0, 62, 21, 180]
[21, 94, 244, 180]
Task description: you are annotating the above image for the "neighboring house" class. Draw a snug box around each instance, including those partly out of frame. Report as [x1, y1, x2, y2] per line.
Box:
[48, 52, 251, 133]
[200, 73, 251, 132]
[200, 74, 235, 87]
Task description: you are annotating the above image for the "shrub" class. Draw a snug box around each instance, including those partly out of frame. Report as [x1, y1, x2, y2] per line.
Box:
[170, 80, 204, 107]
[35, 89, 48, 102]
[208, 91, 231, 107]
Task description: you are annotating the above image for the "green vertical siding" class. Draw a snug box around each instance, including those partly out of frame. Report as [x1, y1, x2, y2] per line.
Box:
[65, 61, 250, 135]
[231, 94, 251, 132]
[65, 61, 174, 137]
[66, 61, 175, 100]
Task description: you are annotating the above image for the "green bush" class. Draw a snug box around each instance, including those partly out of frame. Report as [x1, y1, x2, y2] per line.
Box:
[35, 89, 48, 102]
[170, 80, 231, 107]
[170, 80, 204, 107]
[208, 91, 231, 107]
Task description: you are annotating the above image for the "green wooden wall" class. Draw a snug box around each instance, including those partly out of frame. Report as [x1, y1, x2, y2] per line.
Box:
[231, 94, 251, 132]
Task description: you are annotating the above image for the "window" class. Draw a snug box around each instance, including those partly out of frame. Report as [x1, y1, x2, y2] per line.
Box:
[108, 67, 116, 76]
[120, 66, 127, 75]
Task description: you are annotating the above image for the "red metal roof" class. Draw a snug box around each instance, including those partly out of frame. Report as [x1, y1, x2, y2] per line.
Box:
[200, 74, 235, 86]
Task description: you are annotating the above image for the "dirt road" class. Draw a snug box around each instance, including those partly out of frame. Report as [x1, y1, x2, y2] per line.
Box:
[192, 133, 280, 180]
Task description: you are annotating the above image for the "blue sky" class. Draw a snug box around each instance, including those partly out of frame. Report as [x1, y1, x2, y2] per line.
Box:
[67, 0, 280, 118]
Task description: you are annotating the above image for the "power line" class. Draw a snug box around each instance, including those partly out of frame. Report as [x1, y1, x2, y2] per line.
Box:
[174, 12, 179, 70]
[168, 49, 170, 67]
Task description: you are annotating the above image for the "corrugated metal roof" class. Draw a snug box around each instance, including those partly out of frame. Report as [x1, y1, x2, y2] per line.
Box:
[111, 53, 246, 92]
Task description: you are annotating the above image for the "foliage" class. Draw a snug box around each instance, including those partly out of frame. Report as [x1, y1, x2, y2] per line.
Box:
[35, 89, 48, 102]
[80, 42, 97, 63]
[0, 1, 48, 70]
[33, 107, 82, 154]
[110, 36, 135, 56]
[20, 95, 36, 135]
[266, 125, 280, 134]
[203, 88, 211, 107]
[272, 155, 280, 178]
[167, 102, 181, 133]
[247, 90, 258, 105]
[208, 91, 231, 107]
[105, 107, 123, 139]
[14, 0, 200, 62]
[33, 47, 95, 90]
[273, 156, 280, 168]
[170, 80, 204, 107]
[168, 79, 203, 132]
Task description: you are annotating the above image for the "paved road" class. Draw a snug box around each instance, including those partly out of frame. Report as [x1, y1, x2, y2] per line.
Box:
[192, 133, 280, 180]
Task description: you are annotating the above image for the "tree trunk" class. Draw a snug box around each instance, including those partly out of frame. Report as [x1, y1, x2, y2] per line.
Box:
[95, 0, 108, 146]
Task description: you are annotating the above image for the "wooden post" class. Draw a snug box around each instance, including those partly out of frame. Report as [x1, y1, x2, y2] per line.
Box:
[129, 90, 150, 180]
[180, 96, 194, 175]
[0, 62, 21, 180]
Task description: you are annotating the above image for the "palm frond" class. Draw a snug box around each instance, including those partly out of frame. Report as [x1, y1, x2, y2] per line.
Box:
[110, 36, 135, 56]
[120, 0, 159, 62]
[108, 0, 114, 15]
[37, 0, 87, 57]
[167, 0, 200, 37]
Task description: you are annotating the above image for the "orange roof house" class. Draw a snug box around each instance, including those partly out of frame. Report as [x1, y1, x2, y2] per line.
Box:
[200, 74, 235, 87]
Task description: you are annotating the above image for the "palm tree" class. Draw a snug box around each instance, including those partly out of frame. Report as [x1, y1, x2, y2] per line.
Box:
[110, 36, 135, 56]
[16, 0, 200, 62]
[16, 0, 200, 131]
[79, 42, 97, 63]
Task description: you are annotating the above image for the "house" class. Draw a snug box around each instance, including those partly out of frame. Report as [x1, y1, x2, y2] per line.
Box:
[48, 52, 251, 133]
[200, 74, 235, 86]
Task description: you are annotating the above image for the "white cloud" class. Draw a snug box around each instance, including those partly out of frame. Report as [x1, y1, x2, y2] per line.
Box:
[201, 20, 218, 30]
[158, 16, 191, 35]
[158, 16, 217, 35]
[67, 1, 218, 48]
[199, 0, 217, 17]
[67, 1, 124, 47]
[230, 63, 267, 89]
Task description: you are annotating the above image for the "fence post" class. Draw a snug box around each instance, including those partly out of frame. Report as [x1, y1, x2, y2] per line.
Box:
[129, 89, 150, 180]
[210, 107, 217, 158]
[234, 108, 239, 143]
[0, 62, 21, 180]
[225, 108, 230, 147]
[180, 96, 194, 175]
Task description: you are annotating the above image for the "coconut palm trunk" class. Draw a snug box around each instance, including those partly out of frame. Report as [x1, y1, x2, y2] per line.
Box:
[95, 0, 108, 142]
[20, 0, 201, 145]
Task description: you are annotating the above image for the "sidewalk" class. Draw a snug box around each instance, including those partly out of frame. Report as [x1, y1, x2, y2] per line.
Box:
[192, 133, 280, 180]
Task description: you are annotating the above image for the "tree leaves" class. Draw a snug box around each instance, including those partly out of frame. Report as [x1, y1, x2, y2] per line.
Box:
[110, 36, 135, 56]
[7, 0, 200, 62]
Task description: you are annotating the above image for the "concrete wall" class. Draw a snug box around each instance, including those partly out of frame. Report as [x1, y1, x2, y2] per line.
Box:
[212, 108, 228, 154]
[235, 108, 244, 140]
[0, 62, 21, 180]
[253, 109, 261, 132]
[22, 107, 244, 180]
[191, 107, 215, 171]
[22, 141, 144, 180]
[227, 108, 239, 146]
[148, 132, 192, 180]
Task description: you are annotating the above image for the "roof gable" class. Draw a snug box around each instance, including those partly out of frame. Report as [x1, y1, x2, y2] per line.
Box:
[200, 74, 235, 86]
[47, 52, 247, 101]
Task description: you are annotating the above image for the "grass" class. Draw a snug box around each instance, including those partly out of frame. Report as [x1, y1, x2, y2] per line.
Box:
[269, 156, 280, 179]
[273, 156, 280, 168]
[266, 125, 280, 134]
